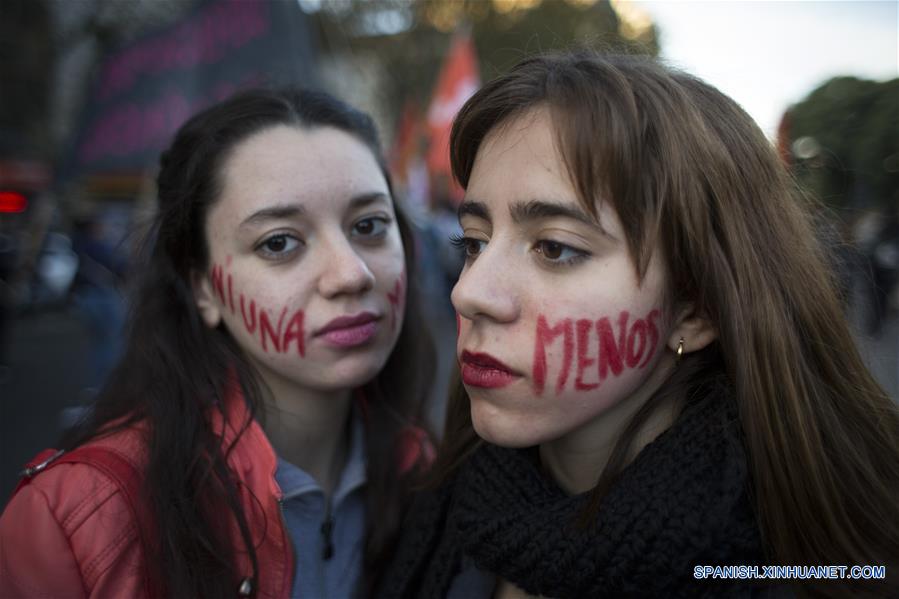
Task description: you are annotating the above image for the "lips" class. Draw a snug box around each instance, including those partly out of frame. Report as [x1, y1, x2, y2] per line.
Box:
[316, 312, 380, 348]
[460, 350, 520, 389]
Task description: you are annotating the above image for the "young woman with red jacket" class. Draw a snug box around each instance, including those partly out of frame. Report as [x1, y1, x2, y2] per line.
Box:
[0, 88, 435, 598]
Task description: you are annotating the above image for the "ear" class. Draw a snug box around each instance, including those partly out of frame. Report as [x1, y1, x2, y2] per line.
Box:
[191, 269, 222, 329]
[667, 304, 717, 356]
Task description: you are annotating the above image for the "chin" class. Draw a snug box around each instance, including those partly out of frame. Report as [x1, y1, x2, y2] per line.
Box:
[323, 353, 388, 389]
[470, 402, 540, 449]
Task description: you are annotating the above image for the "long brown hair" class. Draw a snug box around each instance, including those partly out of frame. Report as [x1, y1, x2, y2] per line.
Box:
[434, 52, 898, 596]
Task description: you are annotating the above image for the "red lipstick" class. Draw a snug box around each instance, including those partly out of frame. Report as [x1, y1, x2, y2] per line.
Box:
[460, 350, 519, 389]
[316, 312, 379, 348]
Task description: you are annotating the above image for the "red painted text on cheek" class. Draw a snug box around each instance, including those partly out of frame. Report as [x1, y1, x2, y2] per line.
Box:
[211, 263, 305, 357]
[387, 270, 406, 333]
[532, 309, 660, 396]
[533, 316, 574, 395]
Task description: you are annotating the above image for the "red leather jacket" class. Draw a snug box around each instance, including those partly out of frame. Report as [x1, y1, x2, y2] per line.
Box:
[0, 392, 432, 598]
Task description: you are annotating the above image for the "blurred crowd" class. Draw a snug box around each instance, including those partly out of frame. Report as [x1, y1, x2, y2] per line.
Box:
[851, 209, 899, 336]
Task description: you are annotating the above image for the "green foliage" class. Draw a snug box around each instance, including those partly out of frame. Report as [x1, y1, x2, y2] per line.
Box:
[787, 76, 899, 214]
[854, 79, 899, 210]
[466, 0, 656, 78]
[312, 0, 658, 129]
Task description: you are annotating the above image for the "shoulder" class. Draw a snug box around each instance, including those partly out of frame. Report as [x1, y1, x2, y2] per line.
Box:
[0, 430, 147, 597]
[13, 429, 144, 530]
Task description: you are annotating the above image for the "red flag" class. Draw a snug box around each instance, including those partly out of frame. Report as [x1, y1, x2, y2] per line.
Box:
[427, 29, 479, 205]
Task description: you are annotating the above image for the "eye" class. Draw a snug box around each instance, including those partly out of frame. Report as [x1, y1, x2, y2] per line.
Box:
[533, 239, 589, 266]
[450, 234, 486, 260]
[352, 216, 389, 239]
[255, 233, 301, 259]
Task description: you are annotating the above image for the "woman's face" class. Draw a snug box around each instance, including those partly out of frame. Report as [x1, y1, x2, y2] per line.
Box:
[196, 124, 406, 395]
[452, 108, 675, 448]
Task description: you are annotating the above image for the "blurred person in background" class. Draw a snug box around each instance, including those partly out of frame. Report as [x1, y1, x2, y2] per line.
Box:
[0, 229, 15, 379]
[869, 209, 899, 335]
[70, 213, 128, 392]
[378, 52, 899, 598]
[0, 87, 434, 598]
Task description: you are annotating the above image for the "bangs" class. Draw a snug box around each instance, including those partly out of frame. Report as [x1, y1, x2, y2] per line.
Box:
[451, 52, 669, 281]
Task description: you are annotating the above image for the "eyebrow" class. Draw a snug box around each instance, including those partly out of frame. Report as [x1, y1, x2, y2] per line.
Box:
[239, 204, 304, 230]
[509, 199, 598, 228]
[459, 198, 600, 226]
[457, 200, 490, 222]
[239, 192, 390, 230]
[348, 191, 391, 211]
[458, 197, 614, 240]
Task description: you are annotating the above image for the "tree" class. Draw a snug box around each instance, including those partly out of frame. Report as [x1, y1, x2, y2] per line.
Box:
[786, 76, 899, 214]
[310, 0, 658, 136]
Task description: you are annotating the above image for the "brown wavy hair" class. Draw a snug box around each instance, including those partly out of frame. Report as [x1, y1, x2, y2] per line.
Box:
[434, 52, 898, 597]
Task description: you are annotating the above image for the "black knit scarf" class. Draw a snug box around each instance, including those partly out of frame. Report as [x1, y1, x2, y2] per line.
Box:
[379, 388, 769, 598]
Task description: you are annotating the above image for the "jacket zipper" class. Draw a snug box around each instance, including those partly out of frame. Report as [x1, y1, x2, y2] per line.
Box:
[316, 495, 335, 599]
[320, 497, 335, 560]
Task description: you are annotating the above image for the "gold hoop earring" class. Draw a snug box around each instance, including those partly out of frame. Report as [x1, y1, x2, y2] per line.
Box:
[676, 337, 685, 360]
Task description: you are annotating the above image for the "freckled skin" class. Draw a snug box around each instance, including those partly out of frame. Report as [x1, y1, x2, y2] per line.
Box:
[211, 263, 306, 355]
[452, 108, 674, 449]
[200, 125, 406, 395]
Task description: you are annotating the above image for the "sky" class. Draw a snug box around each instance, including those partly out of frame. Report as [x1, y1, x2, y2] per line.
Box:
[635, 0, 898, 138]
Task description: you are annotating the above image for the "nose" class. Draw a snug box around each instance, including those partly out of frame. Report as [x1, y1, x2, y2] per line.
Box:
[317, 236, 376, 298]
[451, 245, 520, 324]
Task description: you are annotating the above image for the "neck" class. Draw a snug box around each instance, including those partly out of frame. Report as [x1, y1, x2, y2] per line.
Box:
[539, 354, 678, 495]
[255, 367, 353, 496]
